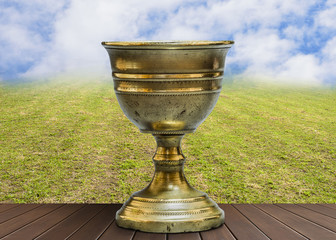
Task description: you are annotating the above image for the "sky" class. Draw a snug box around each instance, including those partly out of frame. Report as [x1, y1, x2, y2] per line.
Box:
[0, 0, 335, 85]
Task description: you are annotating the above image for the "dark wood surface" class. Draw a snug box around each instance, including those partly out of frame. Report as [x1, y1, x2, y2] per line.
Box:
[0, 204, 335, 240]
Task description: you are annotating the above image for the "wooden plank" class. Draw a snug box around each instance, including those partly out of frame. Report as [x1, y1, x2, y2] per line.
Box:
[304, 204, 336, 217]
[200, 223, 236, 240]
[0, 204, 62, 238]
[36, 204, 106, 240]
[0, 204, 40, 224]
[0, 204, 19, 214]
[234, 204, 307, 240]
[133, 231, 166, 240]
[2, 204, 83, 240]
[67, 204, 119, 240]
[277, 204, 336, 233]
[256, 204, 336, 240]
[320, 204, 336, 210]
[98, 221, 135, 240]
[168, 232, 201, 240]
[220, 204, 270, 240]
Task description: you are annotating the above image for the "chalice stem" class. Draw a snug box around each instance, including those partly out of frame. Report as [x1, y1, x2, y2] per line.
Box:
[150, 134, 192, 195]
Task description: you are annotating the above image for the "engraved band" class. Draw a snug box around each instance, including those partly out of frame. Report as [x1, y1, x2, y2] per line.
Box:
[113, 72, 222, 79]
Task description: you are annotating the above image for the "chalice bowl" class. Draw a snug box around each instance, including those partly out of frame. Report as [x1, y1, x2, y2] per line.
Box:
[102, 40, 233, 233]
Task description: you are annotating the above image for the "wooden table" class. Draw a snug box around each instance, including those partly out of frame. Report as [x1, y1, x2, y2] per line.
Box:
[0, 204, 335, 239]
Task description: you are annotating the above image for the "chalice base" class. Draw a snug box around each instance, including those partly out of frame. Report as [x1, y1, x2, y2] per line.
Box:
[116, 190, 224, 233]
[115, 135, 224, 233]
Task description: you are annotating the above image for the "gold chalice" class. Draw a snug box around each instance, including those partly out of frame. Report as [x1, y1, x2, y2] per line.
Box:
[102, 41, 233, 233]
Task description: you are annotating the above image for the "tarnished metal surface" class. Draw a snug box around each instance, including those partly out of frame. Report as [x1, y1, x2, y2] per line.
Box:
[102, 40, 233, 233]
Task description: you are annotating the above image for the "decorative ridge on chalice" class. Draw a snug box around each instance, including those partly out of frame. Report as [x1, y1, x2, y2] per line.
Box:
[102, 40, 234, 233]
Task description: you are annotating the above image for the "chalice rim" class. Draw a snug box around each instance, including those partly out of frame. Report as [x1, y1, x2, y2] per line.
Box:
[101, 40, 234, 49]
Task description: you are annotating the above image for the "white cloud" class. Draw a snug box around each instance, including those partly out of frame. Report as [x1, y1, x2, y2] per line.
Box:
[316, 1, 336, 29]
[231, 29, 295, 73]
[228, 29, 325, 85]
[151, 0, 317, 39]
[282, 26, 305, 42]
[0, 0, 67, 78]
[0, 0, 334, 85]
[320, 36, 336, 84]
[277, 54, 322, 85]
[322, 36, 336, 62]
[25, 0, 197, 78]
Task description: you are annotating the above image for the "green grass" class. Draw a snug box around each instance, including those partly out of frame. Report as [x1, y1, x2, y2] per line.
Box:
[0, 78, 335, 203]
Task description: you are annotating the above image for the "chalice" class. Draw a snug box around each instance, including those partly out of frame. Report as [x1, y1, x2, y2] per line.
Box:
[102, 41, 233, 233]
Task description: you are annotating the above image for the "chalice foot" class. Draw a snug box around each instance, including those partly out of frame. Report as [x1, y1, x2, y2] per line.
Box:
[116, 134, 224, 233]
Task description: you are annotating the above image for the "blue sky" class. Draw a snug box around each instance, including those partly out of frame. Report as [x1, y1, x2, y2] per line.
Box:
[0, 0, 335, 85]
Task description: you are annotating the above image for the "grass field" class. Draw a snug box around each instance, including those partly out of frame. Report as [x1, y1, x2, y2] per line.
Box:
[0, 78, 335, 203]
